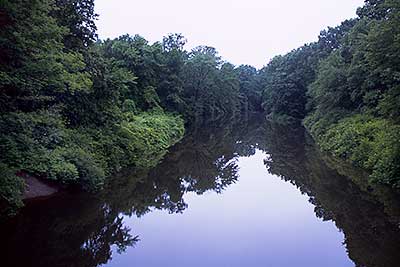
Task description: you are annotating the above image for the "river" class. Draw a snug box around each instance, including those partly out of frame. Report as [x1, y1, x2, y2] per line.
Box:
[1, 115, 400, 267]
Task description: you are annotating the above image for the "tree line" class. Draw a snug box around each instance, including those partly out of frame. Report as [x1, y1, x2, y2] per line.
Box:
[260, 0, 400, 188]
[1, 0, 399, 214]
[0, 0, 263, 214]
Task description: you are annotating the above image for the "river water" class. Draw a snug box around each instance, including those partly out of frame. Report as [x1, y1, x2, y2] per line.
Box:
[1, 115, 400, 267]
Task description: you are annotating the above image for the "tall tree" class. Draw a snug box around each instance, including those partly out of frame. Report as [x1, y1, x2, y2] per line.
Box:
[52, 0, 98, 49]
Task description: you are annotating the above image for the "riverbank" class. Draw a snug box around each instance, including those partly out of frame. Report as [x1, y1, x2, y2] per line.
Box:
[258, 0, 400, 189]
[0, 112, 184, 216]
[2, 117, 399, 267]
[304, 113, 400, 189]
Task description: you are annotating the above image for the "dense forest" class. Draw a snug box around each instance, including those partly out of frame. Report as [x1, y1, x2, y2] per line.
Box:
[0, 0, 262, 214]
[0, 0, 399, 215]
[260, 0, 400, 189]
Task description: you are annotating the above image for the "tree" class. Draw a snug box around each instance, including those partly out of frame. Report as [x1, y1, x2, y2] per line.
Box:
[52, 0, 98, 49]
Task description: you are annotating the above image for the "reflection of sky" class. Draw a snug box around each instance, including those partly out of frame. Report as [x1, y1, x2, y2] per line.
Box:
[105, 150, 355, 267]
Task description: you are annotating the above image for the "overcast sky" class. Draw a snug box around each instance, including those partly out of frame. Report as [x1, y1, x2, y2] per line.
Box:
[95, 0, 364, 68]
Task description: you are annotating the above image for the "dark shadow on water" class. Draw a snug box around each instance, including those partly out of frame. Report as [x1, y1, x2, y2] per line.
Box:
[0, 114, 400, 267]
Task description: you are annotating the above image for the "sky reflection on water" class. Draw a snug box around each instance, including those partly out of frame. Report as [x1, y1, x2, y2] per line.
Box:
[107, 150, 353, 267]
[3, 117, 399, 267]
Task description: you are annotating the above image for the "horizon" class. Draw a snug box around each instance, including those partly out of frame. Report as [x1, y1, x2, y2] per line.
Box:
[95, 0, 364, 68]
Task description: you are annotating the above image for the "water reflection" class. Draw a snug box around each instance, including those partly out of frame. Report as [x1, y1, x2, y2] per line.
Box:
[260, 122, 400, 267]
[1, 115, 400, 267]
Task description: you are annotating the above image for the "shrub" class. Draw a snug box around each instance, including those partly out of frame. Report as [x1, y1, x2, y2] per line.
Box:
[318, 114, 400, 187]
[0, 110, 185, 213]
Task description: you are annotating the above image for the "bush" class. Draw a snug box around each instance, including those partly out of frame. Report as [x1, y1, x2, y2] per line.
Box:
[0, 164, 24, 217]
[0, 110, 185, 213]
[303, 108, 350, 138]
[117, 112, 185, 168]
[317, 115, 400, 187]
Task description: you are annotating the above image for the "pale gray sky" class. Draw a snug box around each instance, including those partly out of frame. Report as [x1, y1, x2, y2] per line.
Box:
[95, 0, 364, 68]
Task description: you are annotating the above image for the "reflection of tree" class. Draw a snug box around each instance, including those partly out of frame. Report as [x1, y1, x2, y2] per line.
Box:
[0, 114, 265, 267]
[261, 121, 400, 267]
[0, 193, 138, 267]
[2, 116, 400, 267]
[143, 114, 266, 200]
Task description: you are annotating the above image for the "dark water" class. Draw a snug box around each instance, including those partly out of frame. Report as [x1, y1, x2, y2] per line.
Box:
[1, 115, 400, 267]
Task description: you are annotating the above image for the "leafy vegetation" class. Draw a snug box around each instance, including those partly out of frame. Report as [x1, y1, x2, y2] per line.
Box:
[1, 0, 399, 214]
[0, 0, 262, 214]
[317, 115, 400, 187]
[260, 20, 356, 122]
[260, 120, 400, 267]
[261, 0, 400, 187]
[3, 115, 399, 267]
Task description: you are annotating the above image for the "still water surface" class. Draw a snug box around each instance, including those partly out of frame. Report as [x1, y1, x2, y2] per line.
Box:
[108, 150, 350, 267]
[1, 116, 400, 267]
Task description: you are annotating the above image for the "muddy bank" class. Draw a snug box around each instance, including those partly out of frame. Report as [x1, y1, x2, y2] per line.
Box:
[21, 174, 60, 200]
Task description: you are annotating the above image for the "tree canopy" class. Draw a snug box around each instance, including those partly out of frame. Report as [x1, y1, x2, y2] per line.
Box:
[0, 0, 263, 214]
[260, 0, 400, 188]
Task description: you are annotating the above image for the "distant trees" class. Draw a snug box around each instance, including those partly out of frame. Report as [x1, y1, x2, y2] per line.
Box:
[6, 0, 398, 215]
[260, 46, 313, 121]
[259, 19, 357, 122]
[260, 0, 400, 188]
[0, 0, 263, 214]
[182, 46, 236, 120]
[236, 65, 263, 112]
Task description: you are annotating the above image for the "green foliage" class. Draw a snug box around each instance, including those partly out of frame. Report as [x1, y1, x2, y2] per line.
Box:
[303, 0, 400, 187]
[260, 46, 314, 120]
[0, 110, 184, 211]
[0, 0, 92, 113]
[307, 51, 352, 111]
[260, 20, 356, 122]
[118, 113, 185, 169]
[258, 0, 400, 187]
[236, 65, 263, 112]
[0, 111, 105, 188]
[0, 0, 189, 214]
[1, 0, 262, 216]
[0, 164, 24, 216]
[357, 0, 389, 20]
[319, 115, 400, 187]
[52, 0, 98, 49]
[180, 46, 257, 121]
[303, 108, 349, 138]
[143, 86, 162, 111]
